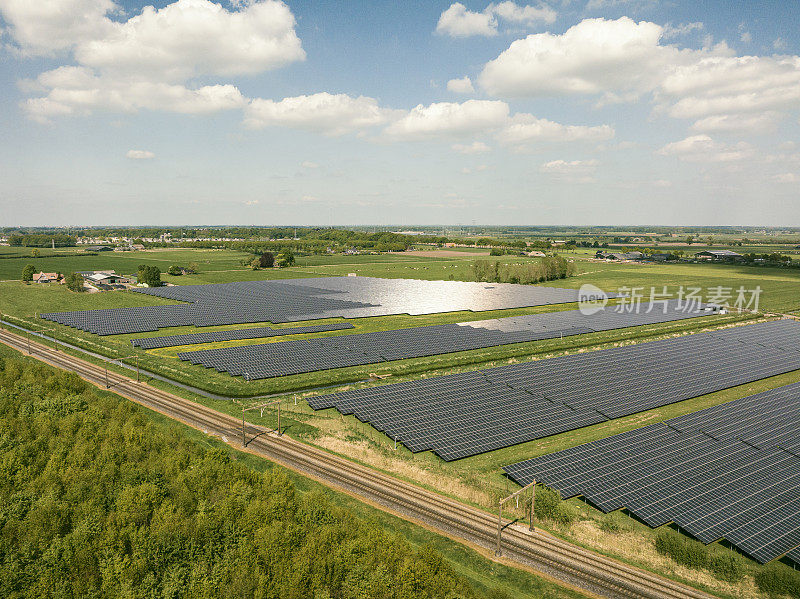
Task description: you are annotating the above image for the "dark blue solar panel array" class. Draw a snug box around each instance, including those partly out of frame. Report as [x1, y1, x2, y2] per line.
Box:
[177, 301, 716, 379]
[40, 281, 376, 335]
[504, 381, 800, 564]
[40, 277, 588, 335]
[307, 320, 800, 461]
[131, 322, 355, 350]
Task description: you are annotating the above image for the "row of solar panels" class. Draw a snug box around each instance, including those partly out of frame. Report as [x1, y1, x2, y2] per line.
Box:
[177, 300, 715, 379]
[40, 281, 374, 335]
[131, 322, 355, 350]
[504, 382, 800, 564]
[40, 277, 588, 335]
[305, 320, 800, 461]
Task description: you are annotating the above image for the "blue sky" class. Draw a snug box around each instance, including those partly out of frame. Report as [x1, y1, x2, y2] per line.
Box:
[1, 0, 798, 226]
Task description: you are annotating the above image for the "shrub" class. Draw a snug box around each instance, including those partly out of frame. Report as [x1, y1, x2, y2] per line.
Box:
[534, 486, 575, 525]
[708, 551, 745, 582]
[754, 563, 800, 597]
[654, 529, 708, 569]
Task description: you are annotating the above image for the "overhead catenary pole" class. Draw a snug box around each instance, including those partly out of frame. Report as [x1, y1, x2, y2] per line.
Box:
[241, 399, 282, 447]
[496, 479, 537, 556]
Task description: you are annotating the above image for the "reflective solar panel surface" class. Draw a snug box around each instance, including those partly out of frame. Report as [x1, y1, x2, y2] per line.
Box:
[176, 300, 716, 379]
[307, 320, 800, 463]
[504, 378, 800, 563]
[40, 277, 591, 335]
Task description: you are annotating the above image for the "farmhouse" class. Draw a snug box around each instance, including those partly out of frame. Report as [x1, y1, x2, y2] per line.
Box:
[595, 251, 644, 261]
[33, 272, 59, 283]
[694, 249, 743, 261]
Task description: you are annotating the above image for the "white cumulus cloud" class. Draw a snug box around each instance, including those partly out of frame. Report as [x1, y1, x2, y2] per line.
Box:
[478, 16, 800, 132]
[383, 100, 510, 140]
[13, 0, 304, 121]
[447, 76, 475, 94]
[436, 3, 497, 37]
[244, 92, 393, 136]
[74, 0, 304, 82]
[0, 0, 117, 55]
[126, 149, 155, 160]
[25, 66, 247, 122]
[540, 159, 599, 183]
[656, 134, 754, 162]
[497, 114, 614, 144]
[435, 1, 555, 38]
[477, 16, 800, 137]
[690, 112, 782, 134]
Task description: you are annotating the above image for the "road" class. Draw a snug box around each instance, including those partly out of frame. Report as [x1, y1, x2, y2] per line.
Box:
[0, 326, 717, 599]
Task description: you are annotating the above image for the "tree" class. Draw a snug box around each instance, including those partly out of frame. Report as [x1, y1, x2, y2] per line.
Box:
[64, 272, 84, 292]
[22, 264, 36, 282]
[137, 265, 161, 287]
[167, 265, 182, 276]
[258, 252, 275, 268]
[276, 249, 295, 268]
[250, 258, 261, 270]
[31, 248, 40, 258]
[187, 262, 199, 274]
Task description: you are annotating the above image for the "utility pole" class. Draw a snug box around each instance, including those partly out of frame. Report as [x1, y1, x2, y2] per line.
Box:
[496, 479, 536, 556]
[241, 399, 282, 447]
[119, 355, 140, 382]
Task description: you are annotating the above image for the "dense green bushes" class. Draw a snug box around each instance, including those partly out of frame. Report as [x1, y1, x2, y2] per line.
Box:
[0, 354, 485, 599]
[655, 529, 710, 569]
[655, 529, 751, 584]
[755, 563, 800, 597]
[534, 487, 575, 525]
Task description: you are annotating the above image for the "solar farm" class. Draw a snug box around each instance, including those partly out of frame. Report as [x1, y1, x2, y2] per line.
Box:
[26, 271, 800, 571]
[308, 319, 800, 460]
[40, 277, 588, 334]
[176, 299, 717, 379]
[504, 382, 800, 564]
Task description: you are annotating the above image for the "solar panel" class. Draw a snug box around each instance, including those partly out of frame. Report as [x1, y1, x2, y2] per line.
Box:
[131, 322, 355, 349]
[176, 300, 716, 379]
[40, 276, 593, 335]
[504, 378, 800, 564]
[308, 320, 800, 464]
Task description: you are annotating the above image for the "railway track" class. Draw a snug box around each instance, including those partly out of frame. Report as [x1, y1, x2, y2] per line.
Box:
[0, 327, 717, 599]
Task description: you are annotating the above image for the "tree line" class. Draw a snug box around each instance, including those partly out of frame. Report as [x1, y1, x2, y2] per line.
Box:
[8, 234, 76, 247]
[0, 351, 500, 599]
[471, 256, 576, 284]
